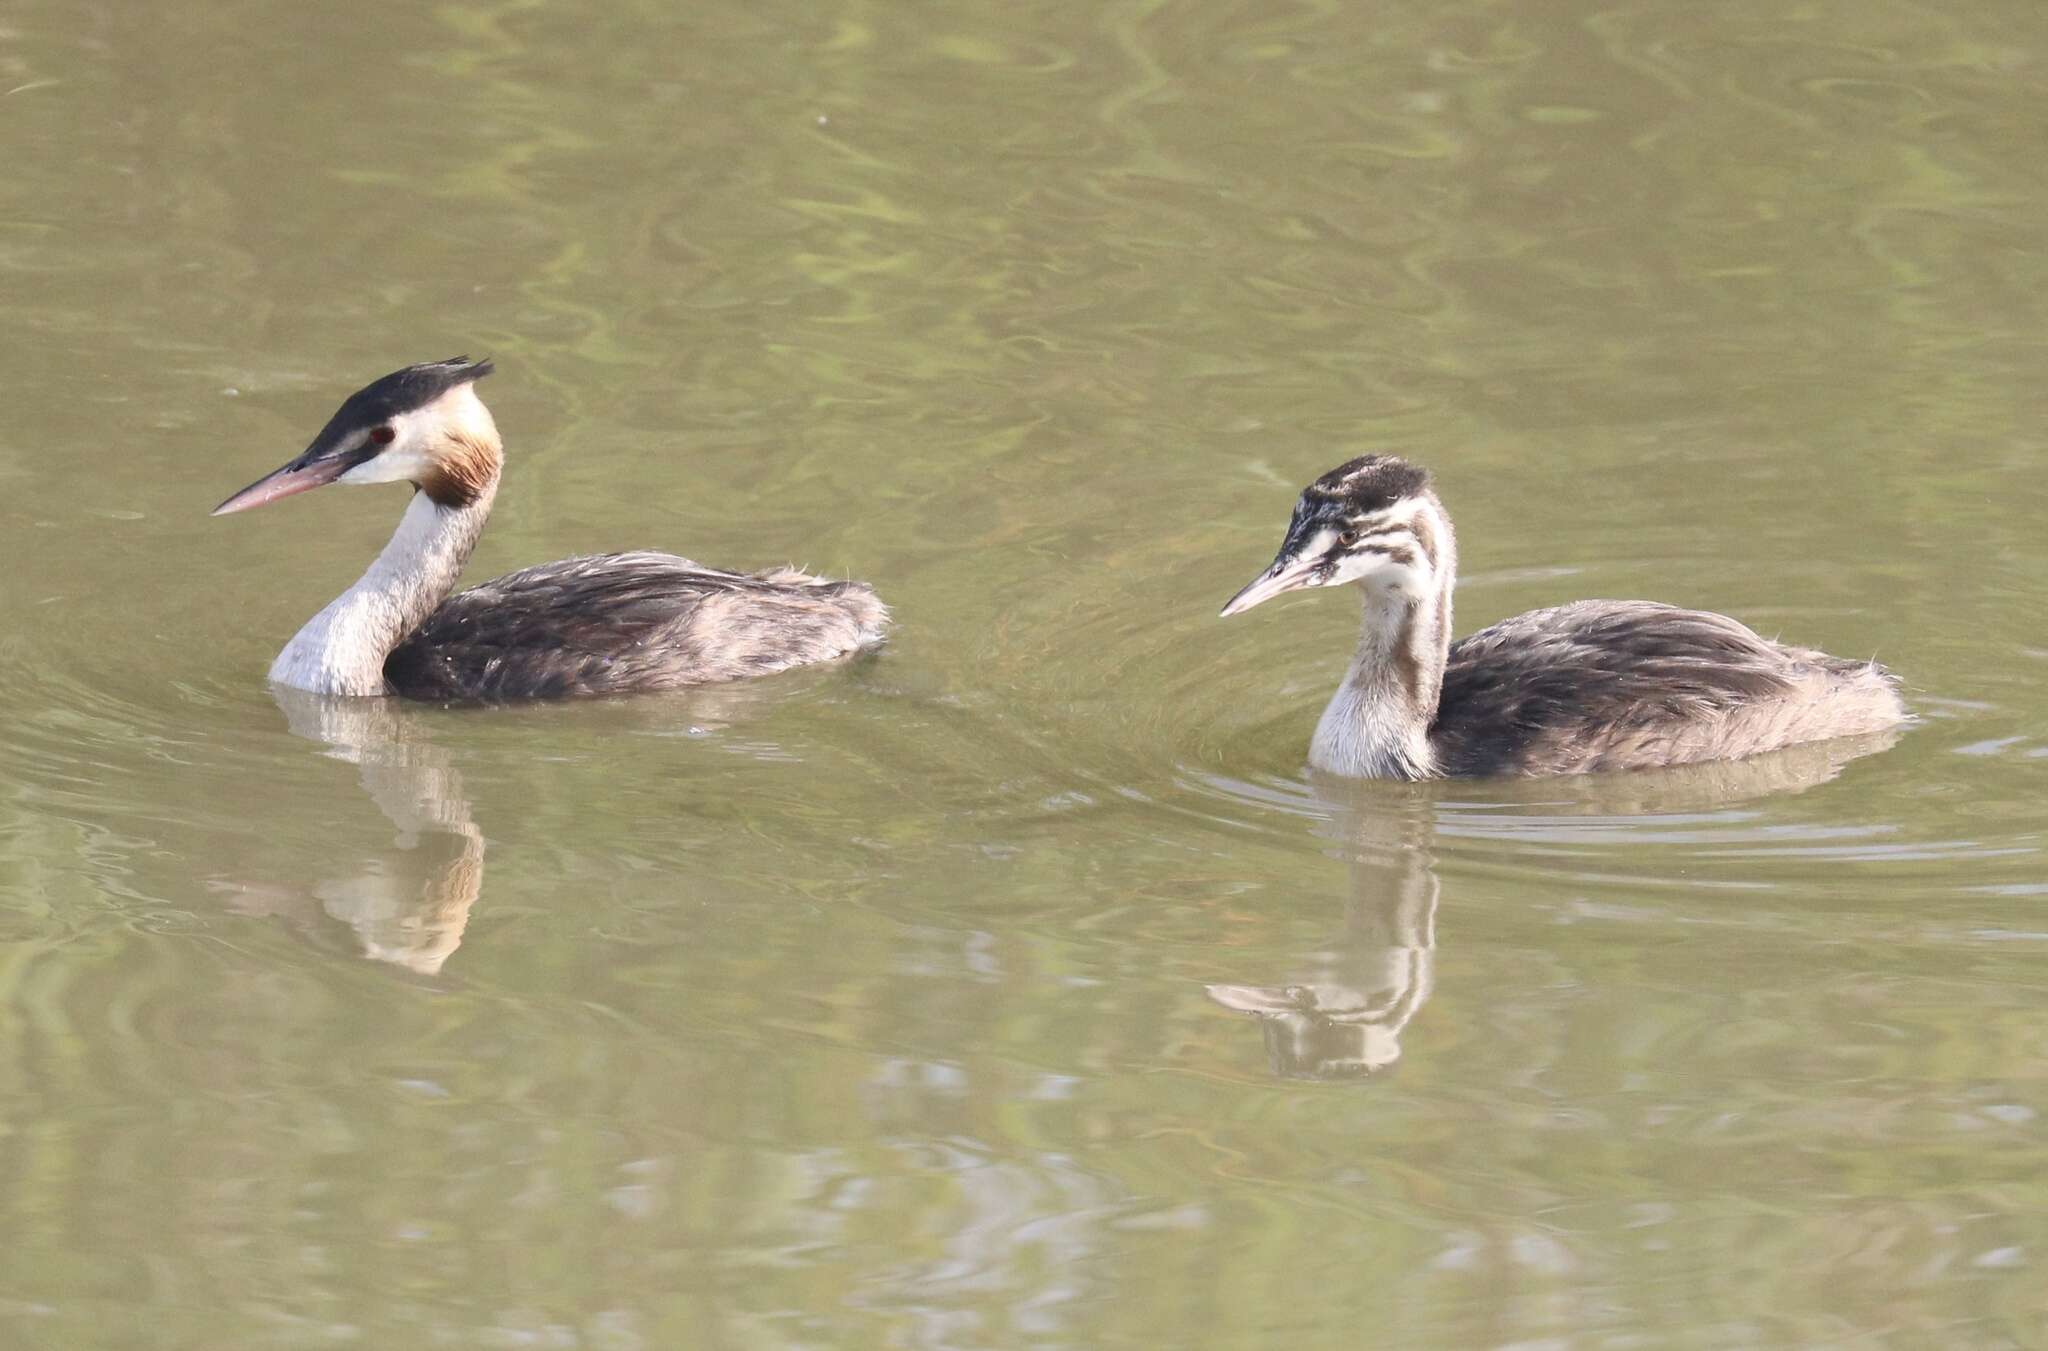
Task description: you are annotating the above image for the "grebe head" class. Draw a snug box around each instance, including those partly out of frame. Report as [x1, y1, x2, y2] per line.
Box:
[1220, 454, 1449, 617]
[212, 357, 500, 516]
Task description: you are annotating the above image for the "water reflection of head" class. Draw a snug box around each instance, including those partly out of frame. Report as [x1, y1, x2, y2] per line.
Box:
[1208, 789, 1438, 1081]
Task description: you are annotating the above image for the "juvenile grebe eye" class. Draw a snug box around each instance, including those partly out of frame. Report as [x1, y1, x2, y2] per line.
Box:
[370, 425, 396, 445]
[1337, 528, 1360, 548]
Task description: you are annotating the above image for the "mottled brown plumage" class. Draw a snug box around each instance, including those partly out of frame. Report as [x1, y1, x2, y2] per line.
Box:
[1430, 600, 1897, 777]
[1222, 455, 1907, 779]
[384, 553, 888, 701]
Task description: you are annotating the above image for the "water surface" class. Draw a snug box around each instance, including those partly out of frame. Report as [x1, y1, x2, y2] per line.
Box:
[4, 0, 2047, 1346]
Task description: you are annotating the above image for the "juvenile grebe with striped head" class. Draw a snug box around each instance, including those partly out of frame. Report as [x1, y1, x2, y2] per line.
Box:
[214, 359, 888, 700]
[1221, 455, 1906, 779]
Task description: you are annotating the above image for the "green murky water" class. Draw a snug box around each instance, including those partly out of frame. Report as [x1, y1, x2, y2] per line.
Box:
[5, 1, 2047, 1345]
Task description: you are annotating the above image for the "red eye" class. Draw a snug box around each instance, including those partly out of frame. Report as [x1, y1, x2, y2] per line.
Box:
[370, 426, 396, 445]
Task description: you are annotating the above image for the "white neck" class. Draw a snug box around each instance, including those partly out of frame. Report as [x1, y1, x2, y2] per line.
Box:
[1309, 505, 1457, 780]
[269, 484, 496, 696]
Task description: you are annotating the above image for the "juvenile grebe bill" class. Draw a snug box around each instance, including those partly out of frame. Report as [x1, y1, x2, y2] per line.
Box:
[1221, 455, 1906, 780]
[214, 359, 889, 701]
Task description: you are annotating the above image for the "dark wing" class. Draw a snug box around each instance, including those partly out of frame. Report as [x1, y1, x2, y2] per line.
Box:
[384, 551, 886, 701]
[1432, 600, 1825, 776]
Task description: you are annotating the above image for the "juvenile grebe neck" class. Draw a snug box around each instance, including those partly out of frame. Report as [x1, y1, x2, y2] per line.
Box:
[1311, 496, 1458, 778]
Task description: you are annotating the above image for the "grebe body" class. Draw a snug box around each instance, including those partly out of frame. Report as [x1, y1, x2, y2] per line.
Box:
[1222, 456, 1905, 779]
[215, 360, 887, 701]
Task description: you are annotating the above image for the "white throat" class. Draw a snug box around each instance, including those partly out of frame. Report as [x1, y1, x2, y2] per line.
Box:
[269, 486, 495, 696]
[1308, 503, 1457, 780]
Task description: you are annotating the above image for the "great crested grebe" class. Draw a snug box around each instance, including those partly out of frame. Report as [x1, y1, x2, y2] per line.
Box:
[1221, 455, 1906, 779]
[213, 359, 888, 700]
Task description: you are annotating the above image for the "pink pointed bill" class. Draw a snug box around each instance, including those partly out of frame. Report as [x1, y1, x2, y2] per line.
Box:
[211, 453, 355, 516]
[1219, 556, 1322, 618]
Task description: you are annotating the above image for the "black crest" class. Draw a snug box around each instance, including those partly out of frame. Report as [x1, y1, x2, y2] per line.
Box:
[314, 356, 494, 444]
[1301, 455, 1432, 518]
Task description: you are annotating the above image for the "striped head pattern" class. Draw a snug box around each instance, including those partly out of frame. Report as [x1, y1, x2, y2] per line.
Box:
[1221, 455, 1454, 617]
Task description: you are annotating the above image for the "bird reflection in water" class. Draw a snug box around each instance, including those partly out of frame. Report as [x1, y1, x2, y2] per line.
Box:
[216, 680, 811, 973]
[1207, 798, 1437, 1081]
[216, 689, 485, 975]
[1208, 729, 1901, 1081]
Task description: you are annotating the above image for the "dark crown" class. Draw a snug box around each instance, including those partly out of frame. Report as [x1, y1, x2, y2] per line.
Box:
[320, 357, 494, 438]
[1301, 455, 1432, 517]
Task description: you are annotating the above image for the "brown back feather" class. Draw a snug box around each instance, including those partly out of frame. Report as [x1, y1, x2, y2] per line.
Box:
[1432, 600, 1853, 776]
[384, 551, 885, 701]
